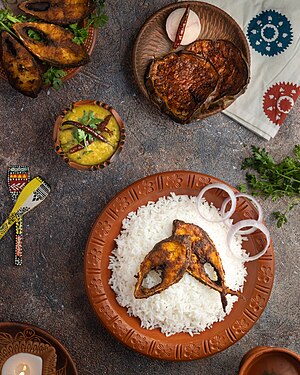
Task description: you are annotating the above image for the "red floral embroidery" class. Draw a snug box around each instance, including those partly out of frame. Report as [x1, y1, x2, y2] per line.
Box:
[263, 82, 299, 125]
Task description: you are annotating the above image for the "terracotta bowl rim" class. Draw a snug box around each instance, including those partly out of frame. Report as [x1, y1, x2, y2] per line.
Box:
[53, 100, 125, 171]
[239, 346, 300, 374]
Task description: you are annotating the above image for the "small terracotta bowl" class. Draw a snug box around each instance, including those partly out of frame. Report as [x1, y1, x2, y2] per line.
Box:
[53, 100, 125, 171]
[239, 346, 300, 375]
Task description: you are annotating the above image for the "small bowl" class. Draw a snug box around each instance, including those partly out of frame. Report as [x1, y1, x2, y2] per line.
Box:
[239, 346, 300, 375]
[53, 100, 125, 171]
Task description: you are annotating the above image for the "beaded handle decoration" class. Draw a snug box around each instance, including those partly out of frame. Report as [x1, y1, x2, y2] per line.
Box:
[7, 166, 30, 266]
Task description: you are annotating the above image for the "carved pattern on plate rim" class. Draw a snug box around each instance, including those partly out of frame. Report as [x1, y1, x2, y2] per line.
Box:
[84, 171, 274, 360]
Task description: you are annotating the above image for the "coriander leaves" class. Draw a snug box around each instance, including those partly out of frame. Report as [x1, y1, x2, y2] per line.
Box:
[73, 127, 89, 146]
[68, 23, 89, 45]
[71, 110, 109, 147]
[0, 8, 27, 36]
[43, 67, 67, 90]
[77, 110, 101, 129]
[240, 145, 300, 227]
[90, 0, 108, 28]
[68, 0, 108, 45]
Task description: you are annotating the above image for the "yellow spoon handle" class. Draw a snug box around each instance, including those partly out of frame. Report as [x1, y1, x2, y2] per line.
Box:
[0, 212, 19, 239]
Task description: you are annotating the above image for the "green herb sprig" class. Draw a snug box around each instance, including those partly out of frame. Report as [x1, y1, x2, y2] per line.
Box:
[78, 110, 101, 128]
[90, 0, 108, 28]
[72, 110, 104, 145]
[68, 22, 89, 45]
[68, 0, 108, 45]
[27, 28, 42, 41]
[42, 67, 67, 90]
[239, 145, 300, 227]
[0, 8, 27, 37]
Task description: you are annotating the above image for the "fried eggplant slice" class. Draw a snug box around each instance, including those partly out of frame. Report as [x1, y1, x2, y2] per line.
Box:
[172, 220, 241, 311]
[13, 22, 89, 68]
[145, 51, 220, 124]
[134, 235, 191, 299]
[19, 0, 95, 25]
[1, 31, 42, 98]
[186, 39, 249, 104]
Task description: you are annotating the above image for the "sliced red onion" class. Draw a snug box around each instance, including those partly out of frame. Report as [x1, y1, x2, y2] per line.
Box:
[197, 183, 237, 223]
[221, 193, 264, 234]
[227, 219, 270, 261]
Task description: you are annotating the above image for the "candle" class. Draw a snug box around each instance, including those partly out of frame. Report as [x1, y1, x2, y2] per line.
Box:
[1, 353, 42, 375]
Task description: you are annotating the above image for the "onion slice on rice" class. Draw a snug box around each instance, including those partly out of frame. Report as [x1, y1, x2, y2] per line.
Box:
[221, 193, 264, 234]
[197, 183, 237, 222]
[227, 219, 270, 261]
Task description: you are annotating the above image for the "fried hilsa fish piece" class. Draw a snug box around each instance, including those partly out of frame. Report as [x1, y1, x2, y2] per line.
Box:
[134, 235, 191, 299]
[172, 220, 241, 311]
[1, 31, 42, 98]
[19, 0, 95, 26]
[13, 22, 89, 68]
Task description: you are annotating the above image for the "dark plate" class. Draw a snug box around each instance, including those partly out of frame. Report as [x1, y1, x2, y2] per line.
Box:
[0, 321, 78, 374]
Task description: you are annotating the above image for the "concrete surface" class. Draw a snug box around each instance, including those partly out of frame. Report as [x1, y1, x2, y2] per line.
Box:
[0, 1, 299, 374]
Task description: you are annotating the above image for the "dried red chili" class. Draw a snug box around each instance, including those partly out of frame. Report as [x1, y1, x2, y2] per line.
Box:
[172, 6, 190, 50]
[68, 143, 85, 154]
[63, 120, 110, 144]
[97, 114, 113, 136]
[68, 138, 95, 154]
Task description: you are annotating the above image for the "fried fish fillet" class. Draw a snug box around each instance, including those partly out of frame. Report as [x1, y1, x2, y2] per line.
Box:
[172, 219, 241, 311]
[19, 0, 95, 25]
[134, 235, 191, 298]
[1, 31, 42, 98]
[145, 51, 220, 124]
[186, 39, 249, 104]
[13, 22, 89, 68]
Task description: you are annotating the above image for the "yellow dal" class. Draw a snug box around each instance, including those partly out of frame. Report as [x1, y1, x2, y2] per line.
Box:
[59, 104, 120, 166]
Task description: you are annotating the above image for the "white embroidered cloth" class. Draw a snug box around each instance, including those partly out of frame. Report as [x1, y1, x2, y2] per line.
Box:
[179, 0, 300, 140]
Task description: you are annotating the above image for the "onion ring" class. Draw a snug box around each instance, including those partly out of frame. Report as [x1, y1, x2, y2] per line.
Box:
[227, 220, 270, 261]
[221, 194, 264, 234]
[196, 183, 237, 223]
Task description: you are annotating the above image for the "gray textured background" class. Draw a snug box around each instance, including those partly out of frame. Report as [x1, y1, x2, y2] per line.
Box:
[0, 1, 299, 374]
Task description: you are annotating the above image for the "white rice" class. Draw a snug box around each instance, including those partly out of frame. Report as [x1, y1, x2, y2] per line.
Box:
[108, 194, 247, 336]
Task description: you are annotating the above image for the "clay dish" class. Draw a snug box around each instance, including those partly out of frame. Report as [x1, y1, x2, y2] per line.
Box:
[133, 1, 250, 122]
[0, 1, 97, 87]
[53, 100, 125, 171]
[84, 171, 274, 361]
[0, 322, 78, 374]
[239, 346, 300, 375]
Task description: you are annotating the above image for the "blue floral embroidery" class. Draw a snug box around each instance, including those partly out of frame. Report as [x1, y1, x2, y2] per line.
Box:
[247, 10, 293, 56]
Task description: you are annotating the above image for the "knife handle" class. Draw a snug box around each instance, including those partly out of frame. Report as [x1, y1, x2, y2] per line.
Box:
[14, 217, 23, 266]
[0, 212, 18, 239]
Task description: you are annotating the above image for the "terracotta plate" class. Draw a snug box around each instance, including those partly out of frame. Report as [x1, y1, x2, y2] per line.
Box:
[132, 1, 250, 121]
[0, 322, 78, 374]
[84, 171, 274, 361]
[0, 0, 97, 85]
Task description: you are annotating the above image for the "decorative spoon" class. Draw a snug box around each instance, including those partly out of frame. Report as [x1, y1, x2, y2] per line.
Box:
[0, 176, 50, 240]
[7, 166, 30, 266]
